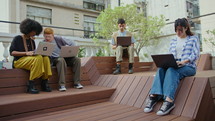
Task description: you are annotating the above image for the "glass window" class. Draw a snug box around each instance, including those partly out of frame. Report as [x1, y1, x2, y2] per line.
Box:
[83, 2, 104, 11]
[84, 16, 98, 38]
[27, 5, 52, 25]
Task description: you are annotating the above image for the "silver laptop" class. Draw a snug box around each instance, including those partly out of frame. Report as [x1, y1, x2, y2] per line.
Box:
[34, 42, 55, 56]
[60, 46, 80, 57]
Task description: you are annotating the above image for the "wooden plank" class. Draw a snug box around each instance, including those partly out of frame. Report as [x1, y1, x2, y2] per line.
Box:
[93, 75, 105, 86]
[126, 76, 149, 106]
[171, 77, 195, 115]
[0, 85, 115, 117]
[0, 100, 111, 121]
[120, 76, 142, 105]
[89, 70, 100, 84]
[57, 103, 129, 121]
[134, 76, 153, 108]
[102, 75, 114, 87]
[181, 77, 208, 118]
[114, 75, 136, 104]
[96, 63, 115, 70]
[197, 54, 212, 71]
[110, 75, 128, 102]
[171, 116, 194, 121]
[98, 69, 113, 74]
[0, 69, 29, 78]
[134, 113, 161, 121]
[97, 75, 110, 86]
[107, 75, 119, 87]
[152, 114, 179, 121]
[116, 112, 152, 121]
[79, 105, 138, 121]
[0, 78, 27, 88]
[193, 80, 215, 121]
[98, 108, 144, 121]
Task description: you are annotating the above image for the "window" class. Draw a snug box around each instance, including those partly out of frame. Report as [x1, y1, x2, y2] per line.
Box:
[83, 16, 97, 38]
[27, 5, 52, 25]
[83, 2, 105, 11]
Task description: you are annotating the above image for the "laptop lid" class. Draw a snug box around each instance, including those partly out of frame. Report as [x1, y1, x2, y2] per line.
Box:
[151, 54, 178, 68]
[60, 46, 79, 57]
[117, 36, 131, 47]
[34, 42, 55, 56]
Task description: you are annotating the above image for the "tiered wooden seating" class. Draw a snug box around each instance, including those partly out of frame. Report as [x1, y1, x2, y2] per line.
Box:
[0, 54, 214, 121]
[93, 56, 153, 74]
[0, 57, 114, 120]
[93, 73, 215, 120]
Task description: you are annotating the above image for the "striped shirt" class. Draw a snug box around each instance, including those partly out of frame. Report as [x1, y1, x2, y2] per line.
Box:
[169, 35, 200, 68]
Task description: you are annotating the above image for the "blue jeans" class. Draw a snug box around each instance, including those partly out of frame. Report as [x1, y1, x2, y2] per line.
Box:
[149, 65, 196, 100]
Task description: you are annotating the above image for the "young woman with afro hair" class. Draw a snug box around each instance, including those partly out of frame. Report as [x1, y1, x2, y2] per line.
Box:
[10, 18, 52, 94]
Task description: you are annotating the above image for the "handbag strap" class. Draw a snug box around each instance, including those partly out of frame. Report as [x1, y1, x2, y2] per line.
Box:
[21, 35, 34, 52]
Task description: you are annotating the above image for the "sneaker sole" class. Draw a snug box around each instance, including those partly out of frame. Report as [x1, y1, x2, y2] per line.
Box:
[156, 104, 175, 116]
[144, 101, 158, 113]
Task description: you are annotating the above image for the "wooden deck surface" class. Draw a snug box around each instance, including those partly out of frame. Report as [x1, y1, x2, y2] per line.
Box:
[0, 55, 215, 121]
[9, 102, 194, 121]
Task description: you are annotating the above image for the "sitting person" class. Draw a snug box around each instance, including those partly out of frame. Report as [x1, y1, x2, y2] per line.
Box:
[112, 18, 136, 75]
[9, 18, 52, 94]
[144, 18, 200, 115]
[43, 27, 83, 91]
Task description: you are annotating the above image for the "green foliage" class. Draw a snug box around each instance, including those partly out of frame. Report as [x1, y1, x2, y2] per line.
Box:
[93, 36, 111, 56]
[96, 48, 105, 56]
[95, 4, 165, 56]
[204, 29, 215, 55]
[78, 47, 86, 57]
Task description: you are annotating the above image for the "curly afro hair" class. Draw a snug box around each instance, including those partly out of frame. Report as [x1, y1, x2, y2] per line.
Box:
[19, 18, 43, 35]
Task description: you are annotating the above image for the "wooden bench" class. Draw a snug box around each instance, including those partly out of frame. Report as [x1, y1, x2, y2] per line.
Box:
[0, 54, 214, 120]
[0, 57, 101, 95]
[5, 66, 215, 121]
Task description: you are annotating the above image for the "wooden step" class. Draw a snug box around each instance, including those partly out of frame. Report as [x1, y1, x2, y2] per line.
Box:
[9, 102, 193, 121]
[0, 85, 115, 119]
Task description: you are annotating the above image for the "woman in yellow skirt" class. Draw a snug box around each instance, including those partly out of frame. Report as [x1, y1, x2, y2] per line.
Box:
[9, 18, 52, 94]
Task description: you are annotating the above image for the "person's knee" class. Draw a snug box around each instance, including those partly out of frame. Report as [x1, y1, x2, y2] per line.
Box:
[34, 55, 43, 62]
[74, 57, 81, 64]
[166, 67, 175, 73]
[117, 46, 123, 49]
[57, 58, 65, 63]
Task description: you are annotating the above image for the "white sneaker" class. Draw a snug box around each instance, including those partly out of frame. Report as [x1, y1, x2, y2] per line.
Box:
[59, 86, 67, 91]
[74, 83, 83, 89]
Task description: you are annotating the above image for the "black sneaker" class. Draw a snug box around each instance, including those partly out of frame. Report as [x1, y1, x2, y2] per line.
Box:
[144, 95, 163, 113]
[156, 101, 175, 116]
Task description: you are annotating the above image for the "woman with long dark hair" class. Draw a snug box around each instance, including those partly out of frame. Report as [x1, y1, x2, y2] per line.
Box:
[144, 18, 200, 115]
[10, 18, 52, 94]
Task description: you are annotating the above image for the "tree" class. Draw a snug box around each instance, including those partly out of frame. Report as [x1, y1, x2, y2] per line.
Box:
[204, 29, 215, 56]
[95, 4, 165, 56]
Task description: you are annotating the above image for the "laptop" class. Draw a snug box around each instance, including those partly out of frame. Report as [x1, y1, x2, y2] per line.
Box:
[117, 36, 131, 47]
[34, 42, 55, 56]
[151, 54, 179, 68]
[60, 46, 79, 57]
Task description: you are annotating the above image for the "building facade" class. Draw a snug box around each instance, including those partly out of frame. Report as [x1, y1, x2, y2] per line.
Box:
[1, 0, 110, 37]
[0, 0, 111, 61]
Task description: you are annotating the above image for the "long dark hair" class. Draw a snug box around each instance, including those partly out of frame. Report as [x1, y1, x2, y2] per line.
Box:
[174, 18, 193, 36]
[19, 18, 42, 35]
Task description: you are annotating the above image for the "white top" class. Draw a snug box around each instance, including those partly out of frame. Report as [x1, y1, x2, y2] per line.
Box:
[176, 37, 187, 59]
